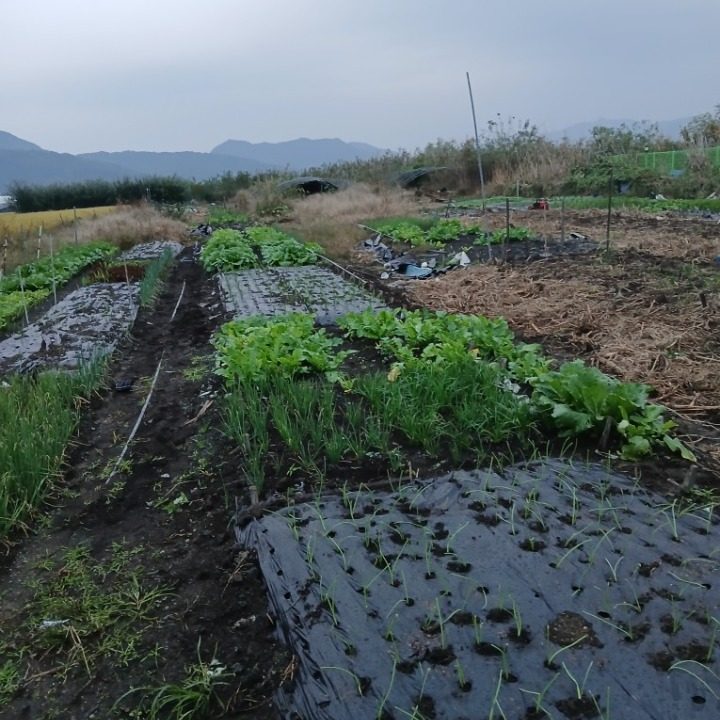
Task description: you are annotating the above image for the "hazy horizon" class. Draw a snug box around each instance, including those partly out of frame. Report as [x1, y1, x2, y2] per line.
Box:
[3, 0, 718, 154]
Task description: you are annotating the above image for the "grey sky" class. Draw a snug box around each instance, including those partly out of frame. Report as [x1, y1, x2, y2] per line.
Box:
[3, 0, 718, 154]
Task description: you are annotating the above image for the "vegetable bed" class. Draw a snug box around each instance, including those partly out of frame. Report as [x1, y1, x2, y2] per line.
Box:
[240, 459, 720, 719]
[215, 308, 693, 498]
[0, 242, 117, 330]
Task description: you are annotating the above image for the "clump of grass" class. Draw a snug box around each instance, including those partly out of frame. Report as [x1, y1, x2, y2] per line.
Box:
[355, 355, 533, 462]
[116, 644, 230, 720]
[12, 542, 169, 679]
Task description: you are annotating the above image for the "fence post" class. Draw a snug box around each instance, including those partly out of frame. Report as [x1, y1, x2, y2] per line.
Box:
[73, 206, 79, 244]
[37, 225, 43, 260]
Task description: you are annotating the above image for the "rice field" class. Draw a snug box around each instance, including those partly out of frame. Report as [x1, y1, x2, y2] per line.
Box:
[0, 206, 117, 238]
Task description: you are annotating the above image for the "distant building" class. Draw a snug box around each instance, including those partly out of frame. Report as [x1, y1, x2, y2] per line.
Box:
[0, 195, 13, 212]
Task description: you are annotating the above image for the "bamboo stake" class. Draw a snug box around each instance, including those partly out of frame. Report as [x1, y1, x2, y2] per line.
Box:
[17, 267, 30, 325]
[465, 71, 486, 204]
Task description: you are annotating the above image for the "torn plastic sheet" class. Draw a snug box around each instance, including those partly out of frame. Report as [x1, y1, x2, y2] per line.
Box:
[238, 459, 720, 720]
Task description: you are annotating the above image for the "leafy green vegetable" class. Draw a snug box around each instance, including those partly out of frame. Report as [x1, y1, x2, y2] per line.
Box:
[530, 360, 695, 461]
[0, 289, 50, 329]
[199, 229, 258, 271]
[490, 226, 532, 244]
[213, 314, 350, 382]
[200, 225, 321, 271]
[374, 218, 484, 247]
[208, 209, 249, 227]
[0, 242, 117, 294]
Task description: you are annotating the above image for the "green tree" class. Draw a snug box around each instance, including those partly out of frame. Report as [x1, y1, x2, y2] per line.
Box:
[681, 106, 720, 147]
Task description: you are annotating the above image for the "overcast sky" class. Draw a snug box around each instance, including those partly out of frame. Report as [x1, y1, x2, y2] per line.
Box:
[2, 0, 718, 154]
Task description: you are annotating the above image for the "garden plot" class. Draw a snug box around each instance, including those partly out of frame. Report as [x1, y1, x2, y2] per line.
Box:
[0, 282, 139, 375]
[240, 458, 720, 720]
[219, 266, 385, 324]
[363, 218, 598, 280]
[118, 240, 184, 261]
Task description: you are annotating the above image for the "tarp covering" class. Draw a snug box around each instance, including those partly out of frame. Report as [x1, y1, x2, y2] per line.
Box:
[238, 459, 720, 720]
[395, 167, 449, 188]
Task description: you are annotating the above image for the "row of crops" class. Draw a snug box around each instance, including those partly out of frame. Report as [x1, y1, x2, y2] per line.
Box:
[371, 218, 531, 247]
[211, 307, 694, 495]
[0, 244, 175, 539]
[200, 226, 322, 271]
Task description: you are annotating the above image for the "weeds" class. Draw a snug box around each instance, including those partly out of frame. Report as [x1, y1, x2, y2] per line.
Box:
[116, 644, 230, 719]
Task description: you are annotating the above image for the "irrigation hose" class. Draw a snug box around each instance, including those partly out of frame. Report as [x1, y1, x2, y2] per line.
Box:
[105, 352, 164, 484]
[104, 276, 188, 485]
[170, 280, 186, 322]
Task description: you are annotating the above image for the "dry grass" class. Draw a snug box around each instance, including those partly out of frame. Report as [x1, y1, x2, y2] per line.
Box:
[1, 205, 188, 272]
[284, 184, 421, 260]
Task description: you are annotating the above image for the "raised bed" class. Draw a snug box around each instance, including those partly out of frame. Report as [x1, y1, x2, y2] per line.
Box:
[219, 266, 385, 325]
[0, 283, 139, 375]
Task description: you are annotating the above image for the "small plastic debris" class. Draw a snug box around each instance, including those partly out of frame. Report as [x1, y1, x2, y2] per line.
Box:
[448, 251, 471, 267]
[380, 271, 390, 280]
[39, 619, 69, 630]
[400, 264, 433, 278]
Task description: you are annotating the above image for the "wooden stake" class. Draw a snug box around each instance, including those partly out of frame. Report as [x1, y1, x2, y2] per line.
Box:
[37, 225, 43, 260]
[49, 235, 57, 305]
[1, 237, 7, 279]
[73, 206, 79, 244]
[561, 197, 566, 242]
[17, 268, 30, 325]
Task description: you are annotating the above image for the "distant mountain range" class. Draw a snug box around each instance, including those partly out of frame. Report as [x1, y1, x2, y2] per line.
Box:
[0, 132, 387, 193]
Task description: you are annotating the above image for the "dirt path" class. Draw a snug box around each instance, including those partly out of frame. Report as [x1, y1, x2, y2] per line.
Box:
[0, 248, 290, 719]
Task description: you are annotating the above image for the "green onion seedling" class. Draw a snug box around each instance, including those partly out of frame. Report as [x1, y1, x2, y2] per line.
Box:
[669, 660, 720, 700]
[519, 673, 559, 716]
[561, 660, 594, 700]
